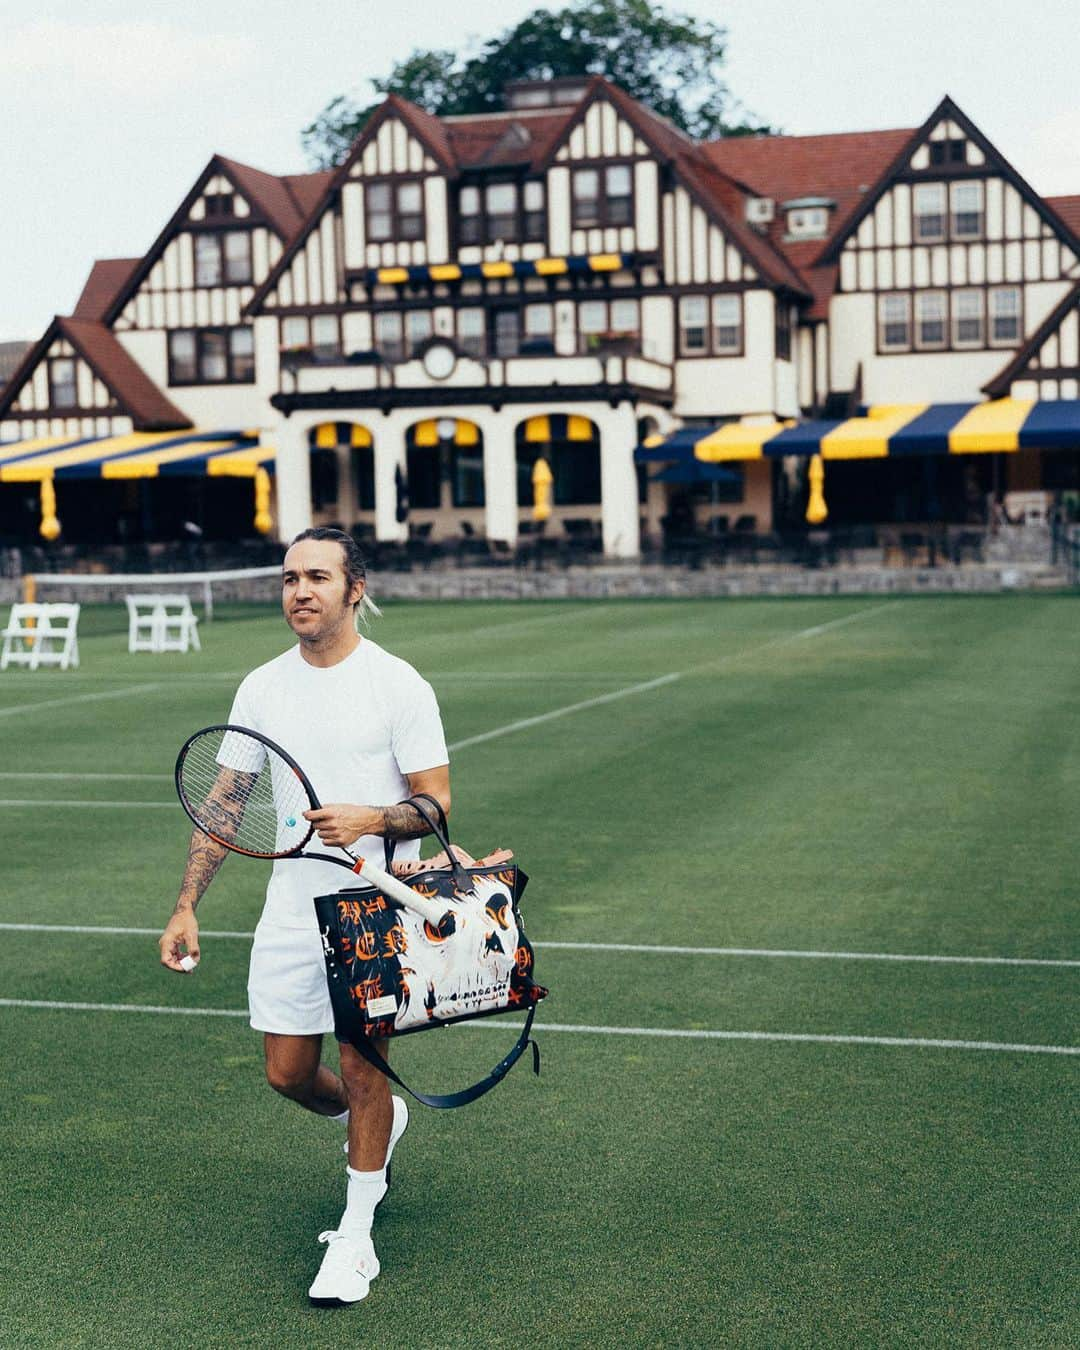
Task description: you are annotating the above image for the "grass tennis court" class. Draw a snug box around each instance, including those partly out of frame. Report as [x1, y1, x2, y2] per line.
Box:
[0, 594, 1076, 1348]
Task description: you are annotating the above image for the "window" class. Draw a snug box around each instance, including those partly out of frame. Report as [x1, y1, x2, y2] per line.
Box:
[366, 181, 425, 243]
[679, 296, 708, 354]
[679, 295, 742, 356]
[579, 297, 639, 351]
[485, 183, 517, 240]
[223, 231, 252, 284]
[49, 357, 77, 409]
[373, 311, 432, 362]
[193, 231, 251, 286]
[950, 181, 983, 238]
[786, 207, 829, 239]
[572, 164, 633, 228]
[458, 180, 547, 245]
[194, 233, 222, 286]
[493, 309, 521, 358]
[204, 193, 235, 218]
[952, 289, 984, 347]
[406, 441, 441, 509]
[311, 316, 341, 359]
[929, 138, 966, 166]
[915, 291, 947, 349]
[913, 184, 946, 242]
[878, 294, 911, 350]
[990, 287, 1021, 345]
[522, 304, 555, 352]
[279, 316, 341, 359]
[523, 181, 546, 241]
[712, 295, 741, 353]
[775, 303, 792, 361]
[374, 312, 404, 362]
[168, 327, 256, 384]
[457, 308, 486, 358]
[406, 310, 432, 354]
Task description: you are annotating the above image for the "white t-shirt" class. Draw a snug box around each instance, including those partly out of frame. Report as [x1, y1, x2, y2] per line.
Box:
[227, 638, 448, 928]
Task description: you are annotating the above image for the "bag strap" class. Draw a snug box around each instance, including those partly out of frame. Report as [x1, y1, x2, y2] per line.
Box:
[383, 790, 446, 873]
[404, 792, 472, 893]
[341, 1004, 541, 1110]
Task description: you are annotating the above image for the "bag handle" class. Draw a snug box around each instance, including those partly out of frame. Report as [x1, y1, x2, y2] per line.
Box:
[340, 1004, 541, 1110]
[404, 792, 473, 894]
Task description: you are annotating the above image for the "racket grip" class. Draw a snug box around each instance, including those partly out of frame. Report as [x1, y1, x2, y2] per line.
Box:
[353, 857, 451, 927]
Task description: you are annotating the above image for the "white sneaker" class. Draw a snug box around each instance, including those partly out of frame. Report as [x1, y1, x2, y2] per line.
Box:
[308, 1230, 380, 1306]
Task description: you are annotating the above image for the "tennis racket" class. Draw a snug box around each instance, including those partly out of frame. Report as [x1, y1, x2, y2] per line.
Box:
[174, 724, 455, 929]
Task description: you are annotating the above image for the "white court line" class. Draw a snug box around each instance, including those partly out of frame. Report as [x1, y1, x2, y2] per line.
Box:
[0, 923, 1074, 969]
[0, 800, 175, 809]
[447, 672, 681, 750]
[0, 682, 162, 719]
[0, 997, 1073, 1056]
[446, 602, 892, 751]
[0, 772, 172, 782]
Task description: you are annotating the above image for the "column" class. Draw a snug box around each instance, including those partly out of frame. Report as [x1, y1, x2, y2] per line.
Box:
[597, 405, 641, 558]
[373, 419, 407, 542]
[273, 414, 313, 543]
[482, 413, 518, 545]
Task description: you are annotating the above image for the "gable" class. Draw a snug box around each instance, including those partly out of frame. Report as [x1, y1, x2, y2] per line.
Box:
[105, 158, 298, 330]
[0, 319, 190, 433]
[824, 98, 1080, 267]
[553, 96, 651, 163]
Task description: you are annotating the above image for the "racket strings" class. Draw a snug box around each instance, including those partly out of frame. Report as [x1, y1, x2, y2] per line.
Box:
[178, 729, 310, 857]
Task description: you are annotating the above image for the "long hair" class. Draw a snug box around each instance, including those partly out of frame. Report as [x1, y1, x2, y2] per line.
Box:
[288, 527, 382, 625]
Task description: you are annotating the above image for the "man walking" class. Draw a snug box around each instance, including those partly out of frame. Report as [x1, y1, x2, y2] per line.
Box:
[159, 527, 450, 1306]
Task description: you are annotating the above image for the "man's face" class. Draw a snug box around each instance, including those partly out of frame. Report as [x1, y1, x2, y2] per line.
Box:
[281, 539, 363, 642]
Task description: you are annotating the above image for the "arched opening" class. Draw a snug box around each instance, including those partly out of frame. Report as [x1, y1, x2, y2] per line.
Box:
[308, 422, 375, 536]
[515, 414, 601, 507]
[404, 419, 484, 539]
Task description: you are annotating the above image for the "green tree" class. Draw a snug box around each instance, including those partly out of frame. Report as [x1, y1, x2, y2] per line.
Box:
[302, 0, 774, 168]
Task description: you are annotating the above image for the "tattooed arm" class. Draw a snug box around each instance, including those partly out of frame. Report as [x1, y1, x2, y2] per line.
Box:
[302, 764, 451, 848]
[159, 768, 244, 973]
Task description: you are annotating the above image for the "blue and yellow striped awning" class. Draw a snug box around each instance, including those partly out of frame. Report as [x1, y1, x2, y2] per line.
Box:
[672, 400, 1080, 463]
[0, 430, 274, 482]
[367, 253, 632, 287]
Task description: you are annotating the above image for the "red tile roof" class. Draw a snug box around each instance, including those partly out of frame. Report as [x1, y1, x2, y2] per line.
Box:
[72, 258, 142, 321]
[59, 318, 191, 429]
[1046, 195, 1080, 238]
[217, 157, 327, 239]
[702, 127, 917, 313]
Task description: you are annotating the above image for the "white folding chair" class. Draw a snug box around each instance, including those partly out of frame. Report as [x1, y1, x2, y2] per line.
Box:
[1, 602, 80, 670]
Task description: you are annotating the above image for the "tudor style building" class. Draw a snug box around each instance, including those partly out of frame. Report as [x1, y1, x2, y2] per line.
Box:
[1, 78, 1078, 551]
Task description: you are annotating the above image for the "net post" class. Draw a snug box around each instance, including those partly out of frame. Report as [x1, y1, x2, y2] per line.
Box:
[204, 579, 213, 622]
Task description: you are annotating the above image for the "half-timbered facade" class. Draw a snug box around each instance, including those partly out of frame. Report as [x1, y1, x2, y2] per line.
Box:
[2, 82, 1078, 550]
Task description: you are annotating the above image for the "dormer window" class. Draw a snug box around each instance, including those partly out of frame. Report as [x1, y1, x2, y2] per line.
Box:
[367, 181, 425, 243]
[782, 197, 833, 241]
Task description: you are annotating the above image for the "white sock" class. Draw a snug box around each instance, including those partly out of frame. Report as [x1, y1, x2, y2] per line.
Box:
[331, 1108, 349, 1125]
[340, 1166, 387, 1239]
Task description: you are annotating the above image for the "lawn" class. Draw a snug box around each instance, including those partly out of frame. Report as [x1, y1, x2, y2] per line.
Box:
[0, 594, 1076, 1348]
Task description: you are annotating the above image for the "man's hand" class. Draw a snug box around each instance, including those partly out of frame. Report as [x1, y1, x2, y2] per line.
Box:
[303, 805, 379, 848]
[159, 906, 201, 973]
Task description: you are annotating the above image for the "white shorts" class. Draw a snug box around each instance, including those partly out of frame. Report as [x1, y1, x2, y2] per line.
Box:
[247, 921, 335, 1036]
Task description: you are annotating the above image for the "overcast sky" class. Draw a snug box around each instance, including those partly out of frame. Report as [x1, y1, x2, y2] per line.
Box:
[2, 0, 1077, 341]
